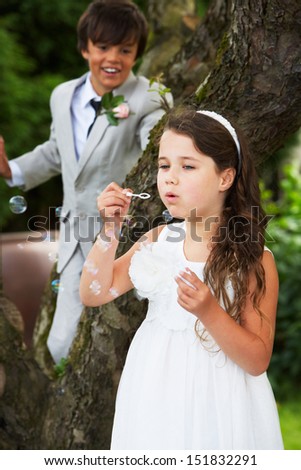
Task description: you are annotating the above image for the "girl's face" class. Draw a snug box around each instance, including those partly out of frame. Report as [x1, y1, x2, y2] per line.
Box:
[157, 130, 233, 221]
[82, 39, 138, 95]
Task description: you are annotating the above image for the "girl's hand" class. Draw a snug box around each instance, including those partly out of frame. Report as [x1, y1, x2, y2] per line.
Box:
[97, 182, 132, 239]
[97, 182, 132, 221]
[175, 268, 215, 319]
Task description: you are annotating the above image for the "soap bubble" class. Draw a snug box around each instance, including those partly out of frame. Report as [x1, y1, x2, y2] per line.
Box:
[89, 280, 101, 295]
[109, 287, 119, 299]
[56, 387, 65, 396]
[55, 206, 62, 217]
[48, 252, 58, 263]
[162, 209, 173, 223]
[51, 279, 63, 294]
[124, 215, 137, 228]
[9, 195, 27, 214]
[43, 232, 51, 242]
[84, 259, 99, 275]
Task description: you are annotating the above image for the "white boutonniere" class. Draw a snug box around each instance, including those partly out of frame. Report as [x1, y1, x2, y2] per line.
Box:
[101, 91, 130, 126]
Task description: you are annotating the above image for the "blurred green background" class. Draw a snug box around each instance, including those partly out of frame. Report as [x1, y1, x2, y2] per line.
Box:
[0, 0, 300, 449]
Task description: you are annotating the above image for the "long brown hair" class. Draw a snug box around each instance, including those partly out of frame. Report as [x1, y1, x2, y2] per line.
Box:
[163, 107, 267, 327]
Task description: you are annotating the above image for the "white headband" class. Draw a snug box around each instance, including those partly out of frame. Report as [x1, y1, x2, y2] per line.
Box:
[197, 110, 242, 175]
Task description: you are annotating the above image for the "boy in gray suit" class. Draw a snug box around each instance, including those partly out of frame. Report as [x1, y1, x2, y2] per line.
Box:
[0, 0, 173, 363]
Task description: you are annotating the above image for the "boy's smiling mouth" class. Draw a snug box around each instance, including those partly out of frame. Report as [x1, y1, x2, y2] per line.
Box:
[103, 67, 120, 74]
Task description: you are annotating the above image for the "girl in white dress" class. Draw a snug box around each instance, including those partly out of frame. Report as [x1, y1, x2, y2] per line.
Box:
[80, 107, 283, 450]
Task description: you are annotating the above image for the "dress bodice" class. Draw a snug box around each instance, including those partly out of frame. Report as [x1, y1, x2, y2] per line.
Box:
[129, 222, 211, 331]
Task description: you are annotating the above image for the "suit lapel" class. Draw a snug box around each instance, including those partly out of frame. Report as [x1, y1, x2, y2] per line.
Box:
[75, 72, 138, 180]
[76, 114, 110, 176]
[59, 74, 88, 169]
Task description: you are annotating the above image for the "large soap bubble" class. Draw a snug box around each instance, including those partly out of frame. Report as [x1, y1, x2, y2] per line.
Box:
[9, 195, 27, 214]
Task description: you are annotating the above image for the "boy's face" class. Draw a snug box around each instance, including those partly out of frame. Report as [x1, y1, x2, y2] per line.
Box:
[82, 39, 138, 95]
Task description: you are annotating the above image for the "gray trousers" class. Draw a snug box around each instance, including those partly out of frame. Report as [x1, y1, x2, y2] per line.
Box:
[47, 244, 85, 363]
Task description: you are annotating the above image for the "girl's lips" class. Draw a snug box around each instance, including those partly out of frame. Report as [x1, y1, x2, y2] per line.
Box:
[165, 192, 178, 202]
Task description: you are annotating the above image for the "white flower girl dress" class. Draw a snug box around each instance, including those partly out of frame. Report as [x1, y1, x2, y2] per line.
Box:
[110, 222, 283, 450]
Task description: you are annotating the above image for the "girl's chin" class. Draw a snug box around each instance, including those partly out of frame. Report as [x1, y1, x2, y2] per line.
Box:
[167, 209, 185, 220]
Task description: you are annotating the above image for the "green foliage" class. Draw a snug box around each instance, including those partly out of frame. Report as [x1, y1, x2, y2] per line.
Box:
[196, 0, 211, 17]
[53, 357, 68, 378]
[0, 0, 89, 77]
[149, 74, 172, 112]
[262, 163, 301, 398]
[278, 399, 301, 450]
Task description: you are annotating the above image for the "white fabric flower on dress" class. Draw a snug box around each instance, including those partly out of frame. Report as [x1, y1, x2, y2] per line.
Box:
[129, 241, 180, 300]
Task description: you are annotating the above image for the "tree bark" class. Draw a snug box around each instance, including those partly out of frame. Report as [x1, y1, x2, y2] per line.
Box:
[193, 0, 301, 163]
[139, 0, 199, 81]
[0, 294, 49, 449]
[165, 0, 232, 101]
[1, 0, 301, 449]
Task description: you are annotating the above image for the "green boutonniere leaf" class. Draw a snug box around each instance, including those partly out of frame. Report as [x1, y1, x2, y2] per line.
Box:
[100, 91, 129, 125]
[111, 95, 125, 107]
[101, 91, 114, 110]
[106, 112, 119, 126]
[102, 92, 125, 110]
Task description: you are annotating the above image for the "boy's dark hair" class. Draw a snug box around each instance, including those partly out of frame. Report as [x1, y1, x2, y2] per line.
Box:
[77, 0, 148, 59]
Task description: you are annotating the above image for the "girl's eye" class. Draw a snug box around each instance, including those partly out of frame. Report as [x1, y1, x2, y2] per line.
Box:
[158, 164, 169, 170]
[183, 165, 194, 170]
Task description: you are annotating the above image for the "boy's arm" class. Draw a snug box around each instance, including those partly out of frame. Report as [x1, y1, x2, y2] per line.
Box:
[13, 122, 62, 191]
[136, 79, 173, 150]
[139, 107, 169, 151]
[0, 136, 12, 180]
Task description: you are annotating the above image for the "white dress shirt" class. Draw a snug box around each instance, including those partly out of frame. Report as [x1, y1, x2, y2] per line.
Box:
[71, 72, 101, 159]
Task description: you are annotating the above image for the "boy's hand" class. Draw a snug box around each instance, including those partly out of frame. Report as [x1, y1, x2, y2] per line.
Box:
[0, 136, 12, 179]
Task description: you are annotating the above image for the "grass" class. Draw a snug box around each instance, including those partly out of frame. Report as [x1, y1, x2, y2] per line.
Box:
[278, 399, 301, 449]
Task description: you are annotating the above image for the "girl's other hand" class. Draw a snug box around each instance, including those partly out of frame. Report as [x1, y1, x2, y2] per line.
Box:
[175, 268, 215, 319]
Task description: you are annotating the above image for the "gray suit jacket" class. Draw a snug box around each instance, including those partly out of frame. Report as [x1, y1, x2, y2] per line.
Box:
[15, 72, 172, 272]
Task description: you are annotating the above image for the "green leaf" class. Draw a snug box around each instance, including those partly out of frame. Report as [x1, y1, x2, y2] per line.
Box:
[53, 357, 68, 377]
[111, 95, 125, 107]
[101, 91, 113, 110]
[106, 112, 118, 126]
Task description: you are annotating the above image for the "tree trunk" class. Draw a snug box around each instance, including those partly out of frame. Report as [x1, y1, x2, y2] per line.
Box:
[194, 0, 301, 163]
[139, 0, 199, 80]
[1, 0, 301, 449]
[0, 293, 49, 449]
